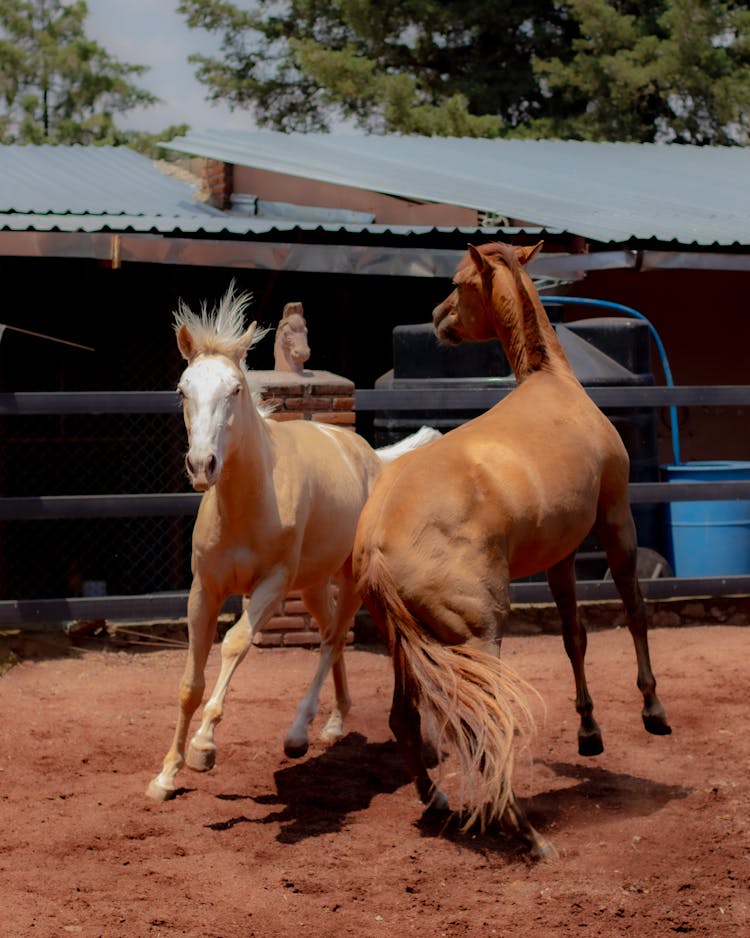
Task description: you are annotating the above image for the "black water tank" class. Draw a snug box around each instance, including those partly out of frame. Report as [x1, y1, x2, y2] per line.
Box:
[373, 317, 662, 573]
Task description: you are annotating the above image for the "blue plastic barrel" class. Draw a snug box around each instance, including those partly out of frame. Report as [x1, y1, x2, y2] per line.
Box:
[662, 461, 750, 576]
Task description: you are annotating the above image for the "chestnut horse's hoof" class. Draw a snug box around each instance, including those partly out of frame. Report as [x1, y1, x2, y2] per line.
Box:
[186, 743, 216, 772]
[529, 832, 559, 861]
[643, 713, 672, 736]
[284, 738, 309, 759]
[578, 731, 604, 757]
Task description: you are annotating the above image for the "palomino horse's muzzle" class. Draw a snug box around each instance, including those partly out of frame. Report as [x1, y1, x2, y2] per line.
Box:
[185, 452, 218, 491]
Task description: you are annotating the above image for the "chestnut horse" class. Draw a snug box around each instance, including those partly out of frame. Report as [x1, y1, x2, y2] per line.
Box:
[147, 285, 438, 801]
[353, 241, 671, 858]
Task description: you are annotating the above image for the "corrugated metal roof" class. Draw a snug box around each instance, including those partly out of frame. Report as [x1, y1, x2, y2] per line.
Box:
[0, 144, 223, 217]
[0, 142, 511, 238]
[165, 131, 750, 248]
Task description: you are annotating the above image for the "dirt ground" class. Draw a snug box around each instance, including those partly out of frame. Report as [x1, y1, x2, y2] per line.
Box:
[0, 620, 747, 938]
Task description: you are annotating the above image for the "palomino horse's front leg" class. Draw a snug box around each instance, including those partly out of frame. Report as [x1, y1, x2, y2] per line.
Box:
[284, 570, 361, 757]
[146, 583, 222, 801]
[185, 569, 289, 772]
[598, 506, 671, 736]
[547, 551, 604, 756]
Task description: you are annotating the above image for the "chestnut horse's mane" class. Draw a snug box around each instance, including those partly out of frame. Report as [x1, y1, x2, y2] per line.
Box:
[460, 241, 554, 376]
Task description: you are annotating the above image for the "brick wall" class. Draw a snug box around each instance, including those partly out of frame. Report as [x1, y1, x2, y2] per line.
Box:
[252, 369, 356, 647]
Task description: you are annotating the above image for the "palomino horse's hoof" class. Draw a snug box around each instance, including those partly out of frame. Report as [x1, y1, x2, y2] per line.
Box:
[186, 743, 216, 772]
[146, 778, 176, 802]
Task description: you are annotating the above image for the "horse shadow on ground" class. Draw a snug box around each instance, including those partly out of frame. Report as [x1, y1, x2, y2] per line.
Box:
[204, 731, 411, 844]
[417, 760, 693, 859]
[203, 737, 692, 857]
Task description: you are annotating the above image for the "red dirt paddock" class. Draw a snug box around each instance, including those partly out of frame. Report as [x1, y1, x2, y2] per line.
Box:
[0, 623, 747, 937]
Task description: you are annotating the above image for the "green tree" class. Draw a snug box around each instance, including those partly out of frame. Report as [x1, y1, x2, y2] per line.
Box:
[178, 0, 578, 136]
[181, 0, 750, 143]
[0, 0, 174, 147]
[528, 0, 750, 144]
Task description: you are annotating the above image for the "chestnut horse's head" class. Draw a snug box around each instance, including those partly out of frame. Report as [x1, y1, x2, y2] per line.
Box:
[273, 302, 311, 374]
[433, 241, 543, 345]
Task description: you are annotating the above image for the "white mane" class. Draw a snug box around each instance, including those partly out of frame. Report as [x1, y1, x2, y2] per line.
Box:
[174, 281, 274, 417]
[174, 281, 269, 367]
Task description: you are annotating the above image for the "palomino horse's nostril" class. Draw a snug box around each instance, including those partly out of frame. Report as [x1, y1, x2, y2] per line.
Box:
[206, 454, 217, 476]
[185, 454, 194, 477]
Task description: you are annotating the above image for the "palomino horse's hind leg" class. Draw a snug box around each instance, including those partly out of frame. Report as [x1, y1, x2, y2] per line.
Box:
[597, 505, 671, 736]
[547, 551, 604, 756]
[185, 570, 289, 772]
[284, 571, 359, 757]
[146, 585, 221, 801]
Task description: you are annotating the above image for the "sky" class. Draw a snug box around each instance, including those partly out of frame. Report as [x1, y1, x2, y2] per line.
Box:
[84, 0, 256, 133]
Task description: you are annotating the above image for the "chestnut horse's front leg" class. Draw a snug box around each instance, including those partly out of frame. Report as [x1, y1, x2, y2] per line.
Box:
[146, 580, 221, 801]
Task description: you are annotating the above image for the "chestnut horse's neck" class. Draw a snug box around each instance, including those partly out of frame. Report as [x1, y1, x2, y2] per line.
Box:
[493, 261, 574, 383]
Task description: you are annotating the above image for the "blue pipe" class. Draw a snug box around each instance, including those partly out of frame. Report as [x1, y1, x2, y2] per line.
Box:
[541, 296, 681, 465]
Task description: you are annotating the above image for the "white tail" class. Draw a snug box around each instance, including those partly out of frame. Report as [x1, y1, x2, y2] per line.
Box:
[375, 426, 442, 464]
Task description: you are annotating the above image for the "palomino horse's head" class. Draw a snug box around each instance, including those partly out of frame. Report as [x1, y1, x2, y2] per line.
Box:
[433, 241, 543, 345]
[273, 302, 311, 374]
[174, 284, 267, 491]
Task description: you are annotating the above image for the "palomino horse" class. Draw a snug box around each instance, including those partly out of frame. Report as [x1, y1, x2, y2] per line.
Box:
[353, 241, 671, 858]
[147, 286, 438, 801]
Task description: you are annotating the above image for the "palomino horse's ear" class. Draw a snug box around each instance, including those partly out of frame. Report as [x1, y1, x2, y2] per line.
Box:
[467, 244, 487, 273]
[176, 323, 196, 362]
[232, 321, 258, 364]
[514, 241, 544, 266]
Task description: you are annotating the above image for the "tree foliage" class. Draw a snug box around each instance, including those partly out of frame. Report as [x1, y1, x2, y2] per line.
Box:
[180, 0, 750, 144]
[0, 0, 182, 149]
[528, 0, 750, 144]
[178, 0, 577, 136]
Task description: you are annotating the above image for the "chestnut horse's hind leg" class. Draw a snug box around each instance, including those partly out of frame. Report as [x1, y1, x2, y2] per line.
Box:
[499, 789, 558, 860]
[547, 551, 604, 756]
[283, 571, 359, 758]
[597, 505, 671, 737]
[389, 643, 449, 812]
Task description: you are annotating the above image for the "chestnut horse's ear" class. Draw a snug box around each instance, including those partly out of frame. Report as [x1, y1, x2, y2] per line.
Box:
[514, 241, 544, 266]
[176, 323, 196, 362]
[468, 244, 487, 273]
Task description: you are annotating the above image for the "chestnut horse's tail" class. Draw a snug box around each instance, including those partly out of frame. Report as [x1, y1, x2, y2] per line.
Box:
[359, 548, 538, 831]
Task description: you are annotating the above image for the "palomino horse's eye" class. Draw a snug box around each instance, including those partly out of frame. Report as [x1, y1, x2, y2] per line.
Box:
[232, 384, 243, 396]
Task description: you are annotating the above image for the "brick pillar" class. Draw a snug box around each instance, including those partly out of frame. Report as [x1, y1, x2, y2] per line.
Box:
[201, 159, 234, 210]
[252, 369, 356, 647]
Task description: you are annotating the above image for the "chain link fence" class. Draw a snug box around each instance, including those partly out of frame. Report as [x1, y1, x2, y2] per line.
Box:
[0, 409, 194, 601]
